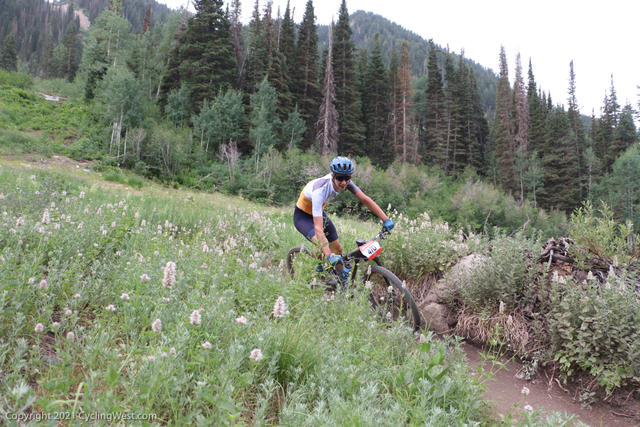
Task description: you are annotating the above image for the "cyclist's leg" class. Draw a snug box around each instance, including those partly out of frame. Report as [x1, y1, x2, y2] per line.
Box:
[293, 206, 316, 241]
[322, 217, 344, 271]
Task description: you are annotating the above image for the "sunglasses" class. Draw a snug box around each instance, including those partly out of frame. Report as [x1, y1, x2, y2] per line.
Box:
[334, 175, 351, 182]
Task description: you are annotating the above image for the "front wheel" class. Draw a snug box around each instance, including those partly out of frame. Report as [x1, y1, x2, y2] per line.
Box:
[286, 245, 312, 280]
[363, 265, 422, 331]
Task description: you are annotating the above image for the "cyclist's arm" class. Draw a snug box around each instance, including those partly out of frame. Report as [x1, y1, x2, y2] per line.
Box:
[354, 190, 389, 222]
[312, 216, 332, 257]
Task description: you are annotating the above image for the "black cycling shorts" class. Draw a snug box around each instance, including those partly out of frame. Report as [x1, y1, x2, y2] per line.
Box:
[293, 206, 338, 243]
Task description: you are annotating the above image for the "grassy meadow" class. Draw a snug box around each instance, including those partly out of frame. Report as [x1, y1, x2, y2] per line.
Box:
[0, 159, 585, 426]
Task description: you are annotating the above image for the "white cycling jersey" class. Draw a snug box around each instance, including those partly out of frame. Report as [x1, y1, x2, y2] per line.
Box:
[296, 174, 360, 217]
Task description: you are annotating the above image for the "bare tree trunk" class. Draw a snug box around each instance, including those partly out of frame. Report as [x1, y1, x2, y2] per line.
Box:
[123, 128, 128, 166]
[116, 107, 124, 163]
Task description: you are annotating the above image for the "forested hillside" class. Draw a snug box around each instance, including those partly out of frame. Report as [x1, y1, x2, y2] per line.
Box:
[320, 10, 498, 112]
[0, 0, 638, 229]
[0, 0, 171, 77]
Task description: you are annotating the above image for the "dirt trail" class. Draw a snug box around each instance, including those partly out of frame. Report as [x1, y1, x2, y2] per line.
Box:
[463, 343, 639, 426]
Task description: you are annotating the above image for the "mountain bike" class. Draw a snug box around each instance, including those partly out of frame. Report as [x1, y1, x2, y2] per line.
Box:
[286, 228, 422, 331]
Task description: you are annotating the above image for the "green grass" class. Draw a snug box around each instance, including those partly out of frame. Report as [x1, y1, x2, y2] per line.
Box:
[0, 160, 586, 426]
[0, 161, 491, 425]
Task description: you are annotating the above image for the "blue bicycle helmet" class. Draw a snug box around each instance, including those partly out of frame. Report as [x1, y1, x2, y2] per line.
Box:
[329, 156, 354, 175]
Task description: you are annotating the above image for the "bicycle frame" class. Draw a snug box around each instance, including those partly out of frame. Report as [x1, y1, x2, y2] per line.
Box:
[342, 229, 390, 285]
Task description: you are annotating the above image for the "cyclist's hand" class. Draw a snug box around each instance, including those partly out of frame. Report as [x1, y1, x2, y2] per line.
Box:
[326, 253, 343, 266]
[383, 218, 395, 232]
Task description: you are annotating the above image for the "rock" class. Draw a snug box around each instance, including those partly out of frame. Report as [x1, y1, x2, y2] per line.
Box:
[423, 254, 488, 304]
[421, 303, 453, 333]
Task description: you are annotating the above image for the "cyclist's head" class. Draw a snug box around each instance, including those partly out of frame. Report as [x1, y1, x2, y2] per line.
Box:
[329, 156, 354, 176]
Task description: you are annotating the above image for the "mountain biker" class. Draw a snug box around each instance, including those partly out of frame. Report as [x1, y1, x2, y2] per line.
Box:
[293, 156, 395, 281]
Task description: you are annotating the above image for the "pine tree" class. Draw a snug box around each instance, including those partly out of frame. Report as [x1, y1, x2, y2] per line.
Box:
[142, 2, 152, 34]
[158, 15, 188, 111]
[567, 60, 586, 199]
[179, 0, 236, 113]
[513, 53, 528, 202]
[388, 46, 399, 160]
[490, 46, 515, 191]
[261, 2, 291, 119]
[294, 0, 320, 147]
[539, 107, 580, 211]
[611, 104, 638, 160]
[331, 0, 364, 156]
[317, 24, 338, 155]
[467, 68, 488, 171]
[600, 75, 621, 171]
[422, 40, 445, 166]
[441, 51, 461, 173]
[244, 0, 268, 94]
[527, 61, 544, 152]
[62, 20, 81, 81]
[395, 40, 414, 162]
[364, 34, 392, 167]
[229, 0, 244, 89]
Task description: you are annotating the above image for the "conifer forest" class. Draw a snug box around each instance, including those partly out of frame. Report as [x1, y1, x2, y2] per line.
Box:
[1, 0, 639, 228]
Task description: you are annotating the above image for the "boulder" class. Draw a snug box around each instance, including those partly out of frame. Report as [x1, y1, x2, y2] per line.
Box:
[420, 303, 453, 333]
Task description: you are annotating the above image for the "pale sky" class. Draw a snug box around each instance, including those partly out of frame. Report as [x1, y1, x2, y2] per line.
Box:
[158, 0, 639, 118]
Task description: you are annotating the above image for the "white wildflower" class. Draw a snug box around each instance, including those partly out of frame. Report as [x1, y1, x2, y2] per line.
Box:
[169, 347, 176, 355]
[249, 348, 263, 361]
[202, 243, 210, 253]
[79, 191, 85, 199]
[42, 209, 50, 224]
[105, 304, 116, 312]
[272, 296, 287, 318]
[152, 319, 162, 333]
[162, 261, 176, 289]
[235, 316, 248, 325]
[499, 300, 505, 314]
[189, 310, 201, 325]
[66, 331, 75, 340]
[521, 386, 530, 396]
[140, 273, 150, 281]
[524, 404, 533, 411]
[34, 323, 44, 333]
[38, 279, 48, 289]
[51, 321, 60, 328]
[73, 293, 80, 299]
[147, 355, 156, 362]
[16, 217, 24, 227]
[120, 293, 130, 300]
[163, 297, 171, 302]
[202, 341, 212, 349]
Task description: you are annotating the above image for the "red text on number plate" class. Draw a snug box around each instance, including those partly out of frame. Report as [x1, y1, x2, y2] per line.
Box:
[360, 240, 382, 260]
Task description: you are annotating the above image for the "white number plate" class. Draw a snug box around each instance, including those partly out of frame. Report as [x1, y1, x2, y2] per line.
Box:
[360, 240, 382, 260]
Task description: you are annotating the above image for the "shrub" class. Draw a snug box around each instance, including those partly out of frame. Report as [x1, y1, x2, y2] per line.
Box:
[570, 201, 637, 269]
[547, 273, 640, 393]
[0, 69, 33, 89]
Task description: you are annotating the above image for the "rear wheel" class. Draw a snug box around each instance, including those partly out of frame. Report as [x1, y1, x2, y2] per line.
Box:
[363, 265, 422, 331]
